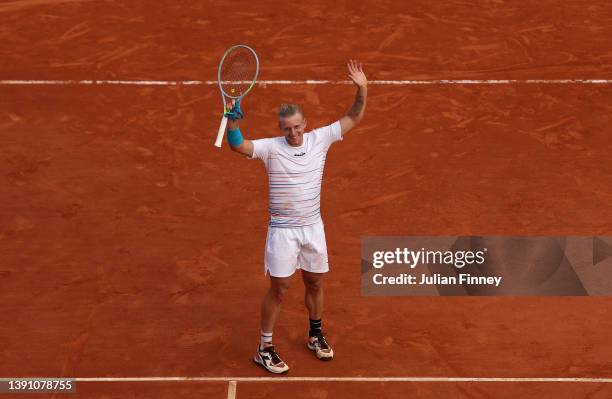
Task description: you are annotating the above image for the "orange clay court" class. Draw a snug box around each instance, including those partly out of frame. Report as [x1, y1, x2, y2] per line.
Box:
[1, 0, 612, 398]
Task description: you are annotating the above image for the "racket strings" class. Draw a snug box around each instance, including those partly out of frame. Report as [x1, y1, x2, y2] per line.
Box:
[220, 48, 257, 98]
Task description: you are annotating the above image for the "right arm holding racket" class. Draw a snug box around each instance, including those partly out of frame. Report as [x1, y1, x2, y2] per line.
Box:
[226, 99, 254, 157]
[213, 44, 258, 157]
[339, 60, 368, 136]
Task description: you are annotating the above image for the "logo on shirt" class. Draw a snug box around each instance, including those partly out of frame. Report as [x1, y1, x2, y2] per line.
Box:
[293, 152, 306, 157]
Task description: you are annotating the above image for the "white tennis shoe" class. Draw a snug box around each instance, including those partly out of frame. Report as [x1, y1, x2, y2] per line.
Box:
[253, 345, 290, 374]
[307, 332, 334, 360]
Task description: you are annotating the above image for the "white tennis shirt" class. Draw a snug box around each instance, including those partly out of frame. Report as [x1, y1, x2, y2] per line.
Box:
[251, 121, 342, 228]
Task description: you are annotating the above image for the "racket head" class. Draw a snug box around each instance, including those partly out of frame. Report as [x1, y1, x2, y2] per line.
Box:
[217, 44, 259, 100]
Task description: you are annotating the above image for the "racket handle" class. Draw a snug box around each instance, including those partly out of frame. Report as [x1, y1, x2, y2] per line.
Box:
[214, 115, 228, 148]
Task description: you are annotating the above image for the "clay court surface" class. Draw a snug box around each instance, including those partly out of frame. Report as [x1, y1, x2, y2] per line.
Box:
[2, 0, 612, 398]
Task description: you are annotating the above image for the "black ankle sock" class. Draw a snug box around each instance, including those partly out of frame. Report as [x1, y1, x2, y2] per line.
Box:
[309, 318, 322, 337]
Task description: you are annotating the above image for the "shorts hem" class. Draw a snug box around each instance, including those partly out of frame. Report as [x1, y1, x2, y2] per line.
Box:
[299, 267, 329, 274]
[265, 266, 298, 278]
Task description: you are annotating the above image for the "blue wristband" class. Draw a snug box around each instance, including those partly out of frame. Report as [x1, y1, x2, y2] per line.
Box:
[227, 128, 244, 147]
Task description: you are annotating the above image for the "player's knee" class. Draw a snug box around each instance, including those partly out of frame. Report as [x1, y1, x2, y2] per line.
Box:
[304, 278, 322, 293]
[270, 283, 289, 303]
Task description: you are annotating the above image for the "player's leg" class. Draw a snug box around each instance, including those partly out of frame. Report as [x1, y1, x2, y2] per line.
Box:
[302, 270, 324, 321]
[301, 270, 333, 360]
[298, 221, 334, 360]
[254, 226, 299, 374]
[260, 276, 290, 340]
[254, 276, 291, 374]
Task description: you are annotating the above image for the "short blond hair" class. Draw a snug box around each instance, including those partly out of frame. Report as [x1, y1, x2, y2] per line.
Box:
[278, 103, 303, 118]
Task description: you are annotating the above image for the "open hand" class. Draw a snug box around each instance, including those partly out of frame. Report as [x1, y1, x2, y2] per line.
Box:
[347, 60, 367, 88]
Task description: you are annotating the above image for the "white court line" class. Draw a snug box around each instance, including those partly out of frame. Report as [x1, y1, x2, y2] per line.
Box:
[226, 380, 237, 399]
[69, 376, 612, 383]
[0, 79, 611, 85]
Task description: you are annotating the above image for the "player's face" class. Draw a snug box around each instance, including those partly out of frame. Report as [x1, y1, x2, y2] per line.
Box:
[279, 113, 307, 147]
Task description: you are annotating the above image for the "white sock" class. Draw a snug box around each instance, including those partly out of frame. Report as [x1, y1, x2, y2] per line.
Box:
[260, 331, 273, 350]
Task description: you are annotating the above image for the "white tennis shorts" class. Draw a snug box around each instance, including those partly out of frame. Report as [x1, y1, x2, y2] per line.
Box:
[264, 220, 329, 277]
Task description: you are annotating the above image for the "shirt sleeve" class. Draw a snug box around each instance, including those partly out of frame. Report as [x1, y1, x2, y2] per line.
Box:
[251, 138, 273, 161]
[314, 121, 343, 148]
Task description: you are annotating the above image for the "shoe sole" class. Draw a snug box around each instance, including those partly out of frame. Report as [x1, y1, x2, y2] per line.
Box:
[253, 354, 290, 374]
[307, 343, 334, 361]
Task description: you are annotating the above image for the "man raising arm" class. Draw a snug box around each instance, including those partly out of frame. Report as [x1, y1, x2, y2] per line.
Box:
[223, 61, 368, 374]
[225, 59, 367, 156]
[339, 59, 368, 135]
[224, 99, 254, 157]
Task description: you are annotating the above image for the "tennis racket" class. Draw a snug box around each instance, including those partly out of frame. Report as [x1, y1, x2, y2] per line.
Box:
[213, 44, 260, 148]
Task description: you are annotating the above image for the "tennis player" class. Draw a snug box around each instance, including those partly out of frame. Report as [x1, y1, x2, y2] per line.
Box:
[224, 60, 367, 373]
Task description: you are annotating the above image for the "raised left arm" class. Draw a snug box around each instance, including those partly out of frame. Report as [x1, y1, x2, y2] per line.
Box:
[339, 60, 368, 136]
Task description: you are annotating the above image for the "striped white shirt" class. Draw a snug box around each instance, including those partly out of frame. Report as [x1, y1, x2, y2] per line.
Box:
[251, 121, 342, 227]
